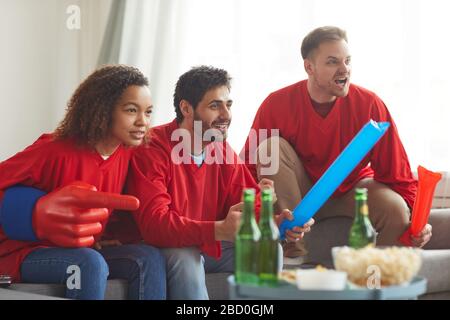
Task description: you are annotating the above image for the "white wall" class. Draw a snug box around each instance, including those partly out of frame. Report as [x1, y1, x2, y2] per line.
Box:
[1, 0, 449, 172]
[0, 0, 111, 161]
[112, 0, 450, 172]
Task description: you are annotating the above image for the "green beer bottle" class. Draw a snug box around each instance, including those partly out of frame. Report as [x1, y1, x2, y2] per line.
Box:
[258, 189, 280, 286]
[348, 188, 377, 248]
[235, 188, 261, 285]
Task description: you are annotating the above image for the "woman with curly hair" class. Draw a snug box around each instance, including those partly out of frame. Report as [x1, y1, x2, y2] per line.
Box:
[0, 65, 166, 300]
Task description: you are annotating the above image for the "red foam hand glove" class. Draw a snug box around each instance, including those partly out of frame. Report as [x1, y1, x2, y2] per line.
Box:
[32, 181, 139, 247]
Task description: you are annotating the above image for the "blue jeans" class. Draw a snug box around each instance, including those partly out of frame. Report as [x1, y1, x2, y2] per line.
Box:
[20, 244, 166, 300]
[162, 241, 235, 300]
[162, 241, 284, 300]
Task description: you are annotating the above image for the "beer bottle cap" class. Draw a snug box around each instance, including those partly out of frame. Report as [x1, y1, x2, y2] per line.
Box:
[261, 188, 273, 201]
[355, 188, 368, 200]
[243, 188, 256, 201]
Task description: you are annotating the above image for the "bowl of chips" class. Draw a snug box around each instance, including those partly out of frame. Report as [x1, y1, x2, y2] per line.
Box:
[332, 246, 422, 287]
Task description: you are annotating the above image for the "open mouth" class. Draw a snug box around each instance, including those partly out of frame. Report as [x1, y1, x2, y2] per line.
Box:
[334, 78, 348, 88]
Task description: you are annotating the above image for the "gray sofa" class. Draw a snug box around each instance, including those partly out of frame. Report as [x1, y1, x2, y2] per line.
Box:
[3, 173, 450, 300]
[2, 209, 449, 300]
[304, 209, 450, 300]
[207, 209, 450, 300]
[209, 209, 450, 300]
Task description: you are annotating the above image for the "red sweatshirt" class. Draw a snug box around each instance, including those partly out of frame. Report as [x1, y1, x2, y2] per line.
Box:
[0, 134, 132, 281]
[126, 120, 260, 258]
[241, 80, 417, 209]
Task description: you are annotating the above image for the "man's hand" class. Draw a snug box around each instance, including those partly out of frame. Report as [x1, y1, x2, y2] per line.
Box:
[410, 223, 432, 248]
[33, 181, 140, 248]
[275, 209, 314, 242]
[258, 178, 277, 204]
[214, 202, 243, 242]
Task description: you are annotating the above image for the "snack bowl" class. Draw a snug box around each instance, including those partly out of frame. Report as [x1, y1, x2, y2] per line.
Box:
[296, 268, 347, 291]
[332, 246, 422, 287]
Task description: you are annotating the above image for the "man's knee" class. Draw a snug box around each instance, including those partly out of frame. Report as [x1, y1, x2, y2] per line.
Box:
[162, 247, 208, 299]
[371, 189, 409, 223]
[257, 136, 295, 177]
[361, 185, 410, 244]
[358, 179, 410, 223]
[126, 244, 166, 275]
[162, 247, 204, 276]
[387, 195, 409, 222]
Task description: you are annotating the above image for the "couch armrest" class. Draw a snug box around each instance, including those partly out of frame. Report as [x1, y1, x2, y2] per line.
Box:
[425, 209, 450, 249]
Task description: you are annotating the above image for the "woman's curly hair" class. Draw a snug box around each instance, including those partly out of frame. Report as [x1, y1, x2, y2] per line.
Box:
[54, 64, 149, 147]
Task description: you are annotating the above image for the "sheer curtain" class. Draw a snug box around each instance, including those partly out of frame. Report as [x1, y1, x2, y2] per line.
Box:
[98, 0, 193, 126]
[98, 0, 450, 173]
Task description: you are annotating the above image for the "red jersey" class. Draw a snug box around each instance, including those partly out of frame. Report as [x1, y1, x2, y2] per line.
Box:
[241, 80, 417, 209]
[126, 120, 260, 258]
[0, 134, 132, 281]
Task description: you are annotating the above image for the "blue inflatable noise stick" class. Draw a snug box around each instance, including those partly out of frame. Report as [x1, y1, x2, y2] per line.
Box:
[279, 119, 390, 240]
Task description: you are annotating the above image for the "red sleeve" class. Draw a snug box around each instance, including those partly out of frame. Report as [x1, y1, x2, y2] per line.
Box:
[0, 135, 52, 192]
[126, 146, 219, 257]
[369, 97, 417, 209]
[223, 160, 262, 222]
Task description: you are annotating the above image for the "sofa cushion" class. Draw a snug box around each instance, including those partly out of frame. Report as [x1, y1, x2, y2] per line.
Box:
[9, 283, 65, 297]
[418, 250, 450, 294]
[301, 214, 450, 296]
[430, 172, 450, 209]
[206, 273, 231, 300]
[302, 216, 352, 268]
[8, 279, 128, 300]
[5, 209, 450, 300]
[0, 287, 65, 300]
[8, 276, 228, 300]
[425, 208, 450, 249]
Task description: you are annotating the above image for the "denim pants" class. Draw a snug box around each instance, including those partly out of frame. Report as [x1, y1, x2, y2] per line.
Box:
[162, 241, 284, 300]
[20, 244, 166, 300]
[161, 242, 233, 300]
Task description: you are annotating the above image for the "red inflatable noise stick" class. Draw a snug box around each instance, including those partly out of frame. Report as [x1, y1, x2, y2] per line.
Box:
[399, 166, 442, 246]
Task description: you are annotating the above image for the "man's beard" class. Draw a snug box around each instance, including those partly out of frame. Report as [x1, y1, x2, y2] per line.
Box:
[193, 114, 228, 142]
